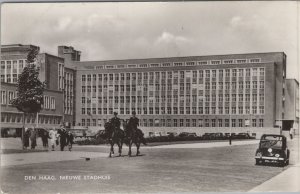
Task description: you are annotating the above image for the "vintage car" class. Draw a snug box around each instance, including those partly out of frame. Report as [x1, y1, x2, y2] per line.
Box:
[255, 134, 290, 166]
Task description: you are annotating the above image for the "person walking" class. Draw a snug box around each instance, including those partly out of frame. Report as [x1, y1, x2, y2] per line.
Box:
[49, 129, 57, 151]
[66, 131, 74, 151]
[59, 126, 67, 151]
[30, 128, 37, 149]
[23, 128, 30, 149]
[41, 129, 50, 149]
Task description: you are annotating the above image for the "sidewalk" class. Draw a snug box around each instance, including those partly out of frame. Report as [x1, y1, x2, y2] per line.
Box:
[1, 151, 107, 167]
[249, 162, 300, 192]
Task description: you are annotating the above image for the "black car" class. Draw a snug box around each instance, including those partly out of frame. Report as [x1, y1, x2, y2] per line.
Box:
[255, 134, 290, 167]
[235, 133, 251, 139]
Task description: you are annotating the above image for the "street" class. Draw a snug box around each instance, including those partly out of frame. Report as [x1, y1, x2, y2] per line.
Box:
[1, 138, 299, 193]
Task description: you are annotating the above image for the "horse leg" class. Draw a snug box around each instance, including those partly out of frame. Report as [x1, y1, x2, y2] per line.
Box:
[118, 141, 122, 156]
[128, 141, 132, 157]
[109, 142, 114, 157]
[136, 142, 140, 156]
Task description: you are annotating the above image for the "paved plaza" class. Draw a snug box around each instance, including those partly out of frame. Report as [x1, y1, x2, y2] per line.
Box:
[1, 137, 299, 193]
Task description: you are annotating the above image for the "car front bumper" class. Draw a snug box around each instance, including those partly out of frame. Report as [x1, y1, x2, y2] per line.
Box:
[255, 156, 284, 161]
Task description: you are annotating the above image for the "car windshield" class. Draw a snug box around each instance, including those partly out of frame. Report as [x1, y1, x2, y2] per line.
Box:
[260, 136, 283, 148]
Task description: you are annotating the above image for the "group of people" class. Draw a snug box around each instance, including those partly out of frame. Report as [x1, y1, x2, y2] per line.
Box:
[22, 126, 74, 151]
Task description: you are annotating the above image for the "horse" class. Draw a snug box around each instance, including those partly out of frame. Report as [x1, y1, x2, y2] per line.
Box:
[97, 121, 124, 157]
[123, 121, 147, 157]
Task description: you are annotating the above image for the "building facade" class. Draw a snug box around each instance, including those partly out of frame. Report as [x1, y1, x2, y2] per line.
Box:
[73, 52, 287, 137]
[0, 44, 75, 131]
[1, 44, 298, 138]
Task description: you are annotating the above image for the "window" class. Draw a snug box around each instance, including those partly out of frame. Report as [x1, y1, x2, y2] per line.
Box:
[238, 94, 243, 101]
[209, 117, 217, 127]
[211, 60, 221, 65]
[82, 119, 85, 126]
[259, 119, 264, 127]
[238, 106, 243, 114]
[259, 68, 265, 76]
[205, 119, 209, 127]
[238, 119, 243, 127]
[173, 119, 177, 127]
[252, 106, 257, 114]
[180, 119, 184, 127]
[225, 119, 229, 127]
[186, 119, 190, 127]
[246, 69, 251, 77]
[231, 107, 236, 114]
[218, 119, 222, 127]
[252, 119, 257, 127]
[225, 69, 230, 77]
[259, 81, 264, 89]
[198, 119, 203, 127]
[232, 94, 236, 102]
[218, 107, 223, 114]
[82, 75, 86, 81]
[238, 69, 243, 77]
[232, 119, 236, 127]
[259, 106, 264, 114]
[250, 58, 261, 63]
[259, 94, 264, 102]
[232, 69, 237, 77]
[205, 70, 210, 78]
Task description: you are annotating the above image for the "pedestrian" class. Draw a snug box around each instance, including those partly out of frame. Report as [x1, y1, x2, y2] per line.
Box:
[30, 128, 37, 149]
[59, 126, 67, 151]
[49, 129, 57, 151]
[23, 128, 30, 149]
[229, 133, 232, 145]
[66, 131, 74, 151]
[289, 128, 293, 140]
[41, 129, 50, 149]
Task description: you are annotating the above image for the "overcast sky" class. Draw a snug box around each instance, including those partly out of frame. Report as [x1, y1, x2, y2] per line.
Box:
[1, 2, 299, 79]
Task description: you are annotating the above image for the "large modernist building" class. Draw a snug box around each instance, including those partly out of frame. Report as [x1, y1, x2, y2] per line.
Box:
[1, 44, 299, 137]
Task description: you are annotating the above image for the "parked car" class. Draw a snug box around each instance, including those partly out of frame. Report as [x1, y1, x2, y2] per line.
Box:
[202, 133, 214, 140]
[179, 132, 197, 138]
[255, 134, 290, 167]
[214, 132, 225, 140]
[235, 133, 251, 139]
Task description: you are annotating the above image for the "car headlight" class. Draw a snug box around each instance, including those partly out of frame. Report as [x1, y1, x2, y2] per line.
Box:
[268, 148, 272, 153]
[275, 154, 280, 158]
[256, 152, 262, 157]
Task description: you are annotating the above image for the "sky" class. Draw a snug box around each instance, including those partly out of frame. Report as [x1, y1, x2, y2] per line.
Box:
[1, 2, 299, 80]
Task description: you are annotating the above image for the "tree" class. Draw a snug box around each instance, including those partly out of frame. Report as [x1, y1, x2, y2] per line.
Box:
[11, 48, 45, 149]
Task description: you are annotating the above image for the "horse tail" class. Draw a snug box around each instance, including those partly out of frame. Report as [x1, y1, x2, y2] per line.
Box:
[141, 136, 147, 145]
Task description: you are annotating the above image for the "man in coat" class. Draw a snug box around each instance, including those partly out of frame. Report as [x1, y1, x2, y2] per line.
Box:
[127, 111, 139, 133]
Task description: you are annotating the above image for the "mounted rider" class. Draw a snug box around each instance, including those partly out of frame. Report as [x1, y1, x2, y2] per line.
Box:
[110, 112, 121, 136]
[127, 111, 139, 133]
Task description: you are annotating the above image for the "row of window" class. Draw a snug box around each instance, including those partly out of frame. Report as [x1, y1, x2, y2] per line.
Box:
[81, 93, 265, 104]
[81, 106, 265, 115]
[1, 113, 62, 125]
[82, 68, 265, 82]
[81, 81, 265, 93]
[80, 118, 264, 128]
[1, 90, 56, 110]
[93, 58, 261, 70]
[1, 60, 26, 70]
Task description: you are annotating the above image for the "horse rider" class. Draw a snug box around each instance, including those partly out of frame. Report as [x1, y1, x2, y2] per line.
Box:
[128, 111, 139, 133]
[110, 112, 121, 137]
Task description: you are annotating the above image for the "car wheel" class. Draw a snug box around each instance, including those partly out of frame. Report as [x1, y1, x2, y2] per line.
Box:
[255, 159, 261, 165]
